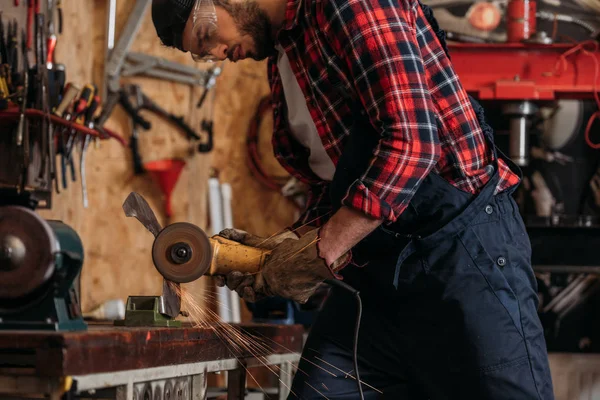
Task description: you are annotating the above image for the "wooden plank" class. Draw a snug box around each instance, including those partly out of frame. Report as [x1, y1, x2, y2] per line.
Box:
[0, 324, 303, 377]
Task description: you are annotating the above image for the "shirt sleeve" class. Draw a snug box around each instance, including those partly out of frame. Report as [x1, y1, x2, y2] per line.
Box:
[291, 184, 333, 230]
[318, 0, 441, 223]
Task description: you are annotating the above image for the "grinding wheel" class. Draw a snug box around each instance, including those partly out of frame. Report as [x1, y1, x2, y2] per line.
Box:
[0, 206, 57, 299]
[152, 223, 212, 283]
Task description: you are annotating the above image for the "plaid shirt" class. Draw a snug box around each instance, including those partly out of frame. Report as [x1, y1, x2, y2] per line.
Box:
[268, 0, 520, 228]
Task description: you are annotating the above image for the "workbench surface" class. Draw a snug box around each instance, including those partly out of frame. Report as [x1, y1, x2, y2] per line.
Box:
[0, 323, 304, 377]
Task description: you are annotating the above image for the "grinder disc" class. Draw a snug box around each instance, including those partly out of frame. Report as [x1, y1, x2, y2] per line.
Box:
[152, 222, 212, 283]
[0, 206, 57, 299]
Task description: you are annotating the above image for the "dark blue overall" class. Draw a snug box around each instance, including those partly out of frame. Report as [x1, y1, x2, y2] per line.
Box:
[289, 6, 554, 398]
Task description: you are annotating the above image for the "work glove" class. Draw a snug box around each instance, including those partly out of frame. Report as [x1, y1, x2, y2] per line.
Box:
[212, 228, 299, 289]
[215, 228, 351, 304]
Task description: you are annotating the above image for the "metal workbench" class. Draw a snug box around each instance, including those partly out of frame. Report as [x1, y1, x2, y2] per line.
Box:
[0, 323, 303, 400]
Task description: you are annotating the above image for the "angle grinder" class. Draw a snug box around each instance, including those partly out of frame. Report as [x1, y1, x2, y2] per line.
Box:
[123, 192, 271, 284]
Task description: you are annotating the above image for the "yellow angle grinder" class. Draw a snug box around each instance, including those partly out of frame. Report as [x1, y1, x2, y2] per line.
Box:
[123, 192, 270, 284]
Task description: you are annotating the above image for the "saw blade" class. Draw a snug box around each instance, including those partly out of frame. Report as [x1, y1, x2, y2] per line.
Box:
[152, 222, 212, 283]
[0, 206, 57, 299]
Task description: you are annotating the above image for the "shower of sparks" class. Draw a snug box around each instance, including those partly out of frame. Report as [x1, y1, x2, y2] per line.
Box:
[174, 221, 384, 398]
[177, 286, 300, 398]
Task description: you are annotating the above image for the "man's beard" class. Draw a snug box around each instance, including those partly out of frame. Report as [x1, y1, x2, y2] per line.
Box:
[228, 1, 275, 60]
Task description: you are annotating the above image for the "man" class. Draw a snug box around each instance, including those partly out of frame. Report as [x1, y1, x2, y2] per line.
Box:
[151, 0, 555, 398]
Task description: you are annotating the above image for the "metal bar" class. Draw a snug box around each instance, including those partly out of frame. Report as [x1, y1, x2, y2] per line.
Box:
[115, 384, 131, 400]
[123, 67, 209, 86]
[542, 274, 588, 313]
[278, 361, 293, 400]
[534, 265, 600, 274]
[105, 0, 151, 93]
[191, 373, 207, 400]
[557, 280, 600, 320]
[72, 353, 300, 391]
[552, 275, 597, 314]
[103, 0, 118, 102]
[227, 367, 246, 400]
[126, 52, 210, 78]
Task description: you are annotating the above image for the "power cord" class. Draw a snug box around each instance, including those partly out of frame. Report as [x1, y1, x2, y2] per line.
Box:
[324, 279, 365, 400]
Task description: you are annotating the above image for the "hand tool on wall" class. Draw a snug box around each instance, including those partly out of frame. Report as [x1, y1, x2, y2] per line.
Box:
[16, 30, 28, 147]
[65, 84, 95, 162]
[119, 84, 208, 175]
[0, 15, 8, 66]
[119, 85, 146, 174]
[35, 4, 51, 186]
[99, 0, 151, 124]
[46, 0, 63, 69]
[80, 95, 99, 208]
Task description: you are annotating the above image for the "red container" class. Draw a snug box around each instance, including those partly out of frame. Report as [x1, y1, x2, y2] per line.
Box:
[506, 0, 537, 42]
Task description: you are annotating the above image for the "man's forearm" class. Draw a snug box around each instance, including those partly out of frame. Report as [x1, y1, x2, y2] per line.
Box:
[318, 206, 383, 266]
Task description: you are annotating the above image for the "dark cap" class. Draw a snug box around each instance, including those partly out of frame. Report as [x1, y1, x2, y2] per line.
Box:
[152, 0, 195, 50]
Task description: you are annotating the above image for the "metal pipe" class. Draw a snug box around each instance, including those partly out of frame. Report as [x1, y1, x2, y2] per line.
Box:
[209, 176, 232, 323]
[503, 101, 537, 166]
[221, 183, 241, 324]
[542, 274, 587, 313]
[551, 275, 597, 314]
[103, 0, 117, 102]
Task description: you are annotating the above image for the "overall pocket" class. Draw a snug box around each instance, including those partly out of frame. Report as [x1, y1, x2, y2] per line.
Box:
[420, 219, 529, 372]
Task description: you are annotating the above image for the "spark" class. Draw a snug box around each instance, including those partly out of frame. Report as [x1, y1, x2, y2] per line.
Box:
[177, 283, 382, 398]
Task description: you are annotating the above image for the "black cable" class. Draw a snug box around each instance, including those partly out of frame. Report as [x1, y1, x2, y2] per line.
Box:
[324, 279, 365, 400]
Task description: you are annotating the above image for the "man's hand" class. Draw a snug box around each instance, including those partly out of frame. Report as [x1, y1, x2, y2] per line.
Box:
[213, 228, 299, 289]
[215, 228, 350, 304]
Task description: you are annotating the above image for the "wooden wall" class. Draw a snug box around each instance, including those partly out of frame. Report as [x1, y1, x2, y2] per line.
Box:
[32, 0, 297, 313]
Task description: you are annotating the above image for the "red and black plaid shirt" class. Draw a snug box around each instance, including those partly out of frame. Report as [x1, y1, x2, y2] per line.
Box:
[268, 0, 520, 228]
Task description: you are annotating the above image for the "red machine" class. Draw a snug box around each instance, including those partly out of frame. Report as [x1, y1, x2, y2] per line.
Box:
[448, 0, 600, 164]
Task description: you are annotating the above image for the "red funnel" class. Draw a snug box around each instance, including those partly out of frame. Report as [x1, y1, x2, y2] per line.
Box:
[144, 159, 186, 218]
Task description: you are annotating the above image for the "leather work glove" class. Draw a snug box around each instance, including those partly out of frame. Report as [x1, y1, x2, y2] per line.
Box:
[212, 228, 299, 289]
[215, 228, 351, 304]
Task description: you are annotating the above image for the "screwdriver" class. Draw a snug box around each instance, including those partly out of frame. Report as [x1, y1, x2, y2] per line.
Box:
[65, 84, 95, 161]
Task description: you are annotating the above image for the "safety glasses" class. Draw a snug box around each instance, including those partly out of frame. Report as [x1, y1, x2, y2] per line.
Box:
[188, 0, 220, 63]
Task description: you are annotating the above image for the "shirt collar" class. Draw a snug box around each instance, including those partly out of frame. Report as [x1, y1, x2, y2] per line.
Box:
[282, 0, 302, 30]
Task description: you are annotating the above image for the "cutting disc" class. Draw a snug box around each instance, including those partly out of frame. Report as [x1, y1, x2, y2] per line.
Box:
[0, 206, 57, 299]
[152, 222, 212, 283]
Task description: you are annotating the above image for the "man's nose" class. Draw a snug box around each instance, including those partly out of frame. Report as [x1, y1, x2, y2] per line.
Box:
[210, 44, 228, 61]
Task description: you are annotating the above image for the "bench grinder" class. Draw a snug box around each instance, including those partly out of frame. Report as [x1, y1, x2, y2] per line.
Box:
[0, 206, 87, 331]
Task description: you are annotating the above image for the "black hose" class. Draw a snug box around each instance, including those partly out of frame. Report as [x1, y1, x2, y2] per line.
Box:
[324, 279, 365, 400]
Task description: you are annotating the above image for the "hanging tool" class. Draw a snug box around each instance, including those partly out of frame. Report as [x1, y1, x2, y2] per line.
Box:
[46, 0, 63, 68]
[54, 83, 85, 191]
[119, 84, 208, 174]
[0, 14, 8, 65]
[64, 84, 94, 162]
[35, 5, 51, 185]
[99, 0, 151, 125]
[51, 83, 79, 193]
[16, 31, 28, 147]
[80, 95, 100, 208]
